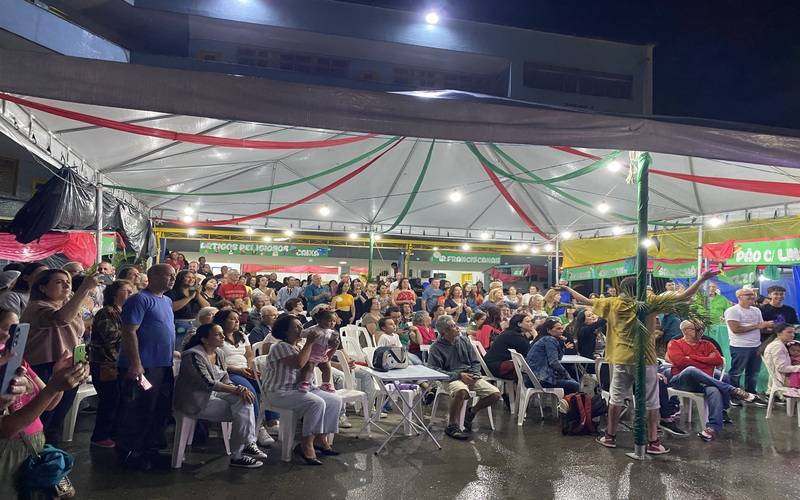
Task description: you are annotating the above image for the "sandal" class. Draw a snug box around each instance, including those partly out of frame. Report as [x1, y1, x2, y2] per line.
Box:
[596, 433, 616, 448]
[698, 427, 715, 442]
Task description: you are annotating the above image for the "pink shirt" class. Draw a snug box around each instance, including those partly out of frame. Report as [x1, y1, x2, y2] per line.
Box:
[21, 300, 84, 365]
[9, 360, 44, 437]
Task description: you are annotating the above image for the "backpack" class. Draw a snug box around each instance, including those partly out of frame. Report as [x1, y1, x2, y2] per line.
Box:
[561, 392, 600, 435]
[372, 346, 409, 372]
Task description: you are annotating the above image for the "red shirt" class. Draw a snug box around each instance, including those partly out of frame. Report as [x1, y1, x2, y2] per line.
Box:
[475, 324, 501, 350]
[409, 325, 437, 353]
[667, 338, 724, 377]
[218, 283, 248, 301]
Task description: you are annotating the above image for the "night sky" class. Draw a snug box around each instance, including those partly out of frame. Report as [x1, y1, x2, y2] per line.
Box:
[343, 0, 800, 130]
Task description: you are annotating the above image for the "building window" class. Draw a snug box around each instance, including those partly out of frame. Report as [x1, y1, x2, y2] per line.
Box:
[0, 157, 18, 197]
[523, 62, 633, 100]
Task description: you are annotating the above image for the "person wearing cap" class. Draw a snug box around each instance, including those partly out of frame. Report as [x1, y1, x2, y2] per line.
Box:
[725, 288, 773, 404]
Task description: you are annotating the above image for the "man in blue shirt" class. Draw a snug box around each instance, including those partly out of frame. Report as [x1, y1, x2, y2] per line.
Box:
[304, 273, 330, 311]
[277, 276, 302, 310]
[422, 278, 444, 312]
[116, 264, 176, 470]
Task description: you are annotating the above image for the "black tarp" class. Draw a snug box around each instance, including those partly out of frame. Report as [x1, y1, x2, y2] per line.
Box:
[8, 168, 155, 258]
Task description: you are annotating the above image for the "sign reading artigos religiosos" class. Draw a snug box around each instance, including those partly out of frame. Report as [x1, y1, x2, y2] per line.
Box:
[200, 242, 330, 258]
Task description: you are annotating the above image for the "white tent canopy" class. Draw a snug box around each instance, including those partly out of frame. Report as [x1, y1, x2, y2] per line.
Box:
[2, 49, 800, 243]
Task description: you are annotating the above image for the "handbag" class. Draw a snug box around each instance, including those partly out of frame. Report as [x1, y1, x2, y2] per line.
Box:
[372, 346, 409, 372]
[17, 435, 75, 499]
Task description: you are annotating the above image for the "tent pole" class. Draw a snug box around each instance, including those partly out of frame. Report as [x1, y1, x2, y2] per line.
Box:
[95, 177, 103, 266]
[368, 232, 375, 282]
[404, 244, 412, 277]
[697, 223, 704, 280]
[555, 236, 560, 283]
[628, 152, 651, 461]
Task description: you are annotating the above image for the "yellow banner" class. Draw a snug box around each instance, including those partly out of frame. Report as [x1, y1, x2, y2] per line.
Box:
[561, 216, 800, 268]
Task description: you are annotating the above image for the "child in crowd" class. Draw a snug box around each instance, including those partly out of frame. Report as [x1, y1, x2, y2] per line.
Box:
[787, 341, 800, 389]
[299, 309, 340, 393]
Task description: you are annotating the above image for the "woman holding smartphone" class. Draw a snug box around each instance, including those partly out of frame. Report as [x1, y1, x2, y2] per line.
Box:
[21, 269, 98, 445]
[0, 308, 88, 498]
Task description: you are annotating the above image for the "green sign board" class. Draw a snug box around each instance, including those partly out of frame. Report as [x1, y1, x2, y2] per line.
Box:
[200, 242, 330, 258]
[561, 259, 635, 281]
[429, 251, 501, 265]
[718, 266, 758, 286]
[101, 235, 116, 256]
[726, 238, 800, 266]
[652, 261, 698, 279]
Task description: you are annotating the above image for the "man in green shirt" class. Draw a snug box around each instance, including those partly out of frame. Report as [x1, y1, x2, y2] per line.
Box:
[707, 283, 732, 325]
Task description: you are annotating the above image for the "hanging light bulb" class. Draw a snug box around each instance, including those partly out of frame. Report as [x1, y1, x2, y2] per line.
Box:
[318, 205, 331, 216]
[544, 243, 555, 252]
[244, 228, 255, 235]
[560, 231, 573, 239]
[181, 215, 194, 224]
[187, 228, 197, 236]
[262, 236, 272, 242]
[641, 238, 655, 248]
[611, 226, 624, 236]
[530, 246, 540, 254]
[607, 160, 622, 173]
[461, 243, 471, 251]
[183, 205, 195, 215]
[480, 232, 490, 240]
[708, 216, 723, 227]
[348, 232, 359, 239]
[597, 201, 610, 214]
[283, 229, 294, 237]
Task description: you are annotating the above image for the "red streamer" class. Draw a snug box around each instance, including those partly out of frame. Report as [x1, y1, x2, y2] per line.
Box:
[165, 138, 404, 226]
[480, 163, 549, 238]
[551, 146, 602, 160]
[651, 168, 800, 197]
[0, 92, 376, 150]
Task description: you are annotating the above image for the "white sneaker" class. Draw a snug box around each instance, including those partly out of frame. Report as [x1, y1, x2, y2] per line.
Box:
[338, 414, 353, 429]
[258, 427, 275, 446]
[265, 422, 280, 436]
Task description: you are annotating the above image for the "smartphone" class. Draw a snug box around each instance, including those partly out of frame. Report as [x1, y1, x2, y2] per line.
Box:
[73, 344, 87, 365]
[138, 374, 153, 391]
[99, 274, 114, 286]
[0, 324, 30, 393]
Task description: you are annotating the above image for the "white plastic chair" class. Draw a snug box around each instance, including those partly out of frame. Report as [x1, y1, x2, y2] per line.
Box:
[171, 413, 232, 468]
[254, 354, 298, 462]
[331, 350, 371, 416]
[470, 339, 516, 415]
[666, 359, 726, 430]
[763, 355, 800, 427]
[509, 350, 564, 425]
[429, 386, 495, 431]
[252, 340, 266, 357]
[339, 324, 359, 339]
[62, 382, 97, 442]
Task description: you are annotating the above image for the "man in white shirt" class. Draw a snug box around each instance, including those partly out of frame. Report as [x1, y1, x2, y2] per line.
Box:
[388, 272, 403, 292]
[724, 287, 772, 406]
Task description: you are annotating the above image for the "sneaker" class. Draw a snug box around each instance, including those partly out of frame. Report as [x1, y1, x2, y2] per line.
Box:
[659, 419, 689, 437]
[751, 396, 768, 408]
[698, 427, 715, 442]
[462, 408, 475, 432]
[445, 424, 470, 441]
[338, 414, 353, 429]
[265, 422, 280, 435]
[298, 382, 311, 393]
[730, 387, 756, 402]
[242, 443, 269, 460]
[423, 390, 436, 406]
[91, 439, 116, 448]
[557, 398, 570, 414]
[646, 440, 670, 455]
[230, 455, 263, 469]
[378, 411, 388, 419]
[729, 399, 742, 407]
[257, 427, 275, 446]
[596, 434, 616, 448]
[321, 383, 336, 393]
[722, 410, 733, 424]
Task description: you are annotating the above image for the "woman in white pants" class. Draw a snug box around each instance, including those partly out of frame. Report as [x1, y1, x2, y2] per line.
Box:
[174, 324, 269, 468]
[263, 314, 343, 465]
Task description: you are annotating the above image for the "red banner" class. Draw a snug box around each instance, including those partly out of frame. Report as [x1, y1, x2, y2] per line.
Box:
[703, 240, 736, 261]
[0, 93, 376, 150]
[0, 232, 98, 266]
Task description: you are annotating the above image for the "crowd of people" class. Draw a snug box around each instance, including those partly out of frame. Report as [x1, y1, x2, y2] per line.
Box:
[1, 255, 799, 496]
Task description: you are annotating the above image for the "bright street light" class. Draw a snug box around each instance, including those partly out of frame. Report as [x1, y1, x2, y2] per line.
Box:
[449, 190, 463, 202]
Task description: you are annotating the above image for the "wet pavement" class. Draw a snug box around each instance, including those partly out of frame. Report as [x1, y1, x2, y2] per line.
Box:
[64, 402, 799, 500]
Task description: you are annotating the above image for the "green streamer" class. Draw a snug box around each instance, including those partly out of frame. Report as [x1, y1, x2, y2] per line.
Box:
[382, 139, 434, 233]
[483, 147, 623, 184]
[108, 136, 401, 197]
[487, 144, 695, 227]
